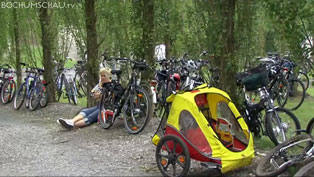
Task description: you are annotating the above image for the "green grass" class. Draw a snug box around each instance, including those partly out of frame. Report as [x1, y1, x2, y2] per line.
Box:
[59, 94, 87, 107]
[64, 59, 77, 69]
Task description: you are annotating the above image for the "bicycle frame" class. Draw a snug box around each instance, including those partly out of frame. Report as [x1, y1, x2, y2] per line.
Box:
[112, 71, 139, 122]
[56, 70, 78, 100]
[242, 87, 284, 138]
[25, 72, 40, 100]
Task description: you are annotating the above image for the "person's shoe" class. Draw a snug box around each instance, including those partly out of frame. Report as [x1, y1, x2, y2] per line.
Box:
[57, 118, 74, 130]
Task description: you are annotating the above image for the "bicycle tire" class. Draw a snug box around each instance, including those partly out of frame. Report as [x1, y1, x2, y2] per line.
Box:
[1, 80, 16, 104]
[29, 83, 43, 111]
[123, 87, 152, 134]
[55, 75, 62, 102]
[98, 90, 114, 129]
[13, 82, 26, 110]
[266, 107, 301, 145]
[80, 72, 88, 95]
[69, 82, 77, 105]
[286, 78, 305, 111]
[156, 135, 191, 177]
[256, 134, 313, 177]
[306, 118, 314, 137]
[74, 73, 85, 97]
[294, 160, 314, 177]
[40, 84, 49, 108]
[298, 71, 309, 91]
[274, 78, 289, 108]
[63, 78, 72, 104]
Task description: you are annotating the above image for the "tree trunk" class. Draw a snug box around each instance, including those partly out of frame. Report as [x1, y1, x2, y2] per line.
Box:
[165, 37, 171, 60]
[142, 0, 154, 80]
[85, 0, 99, 107]
[39, 6, 56, 102]
[13, 8, 21, 88]
[219, 0, 238, 102]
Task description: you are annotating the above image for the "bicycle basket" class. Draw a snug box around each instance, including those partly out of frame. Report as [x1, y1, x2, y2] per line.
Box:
[238, 65, 269, 91]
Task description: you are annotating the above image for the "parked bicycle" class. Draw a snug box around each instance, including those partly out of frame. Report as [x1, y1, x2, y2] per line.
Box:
[54, 58, 78, 105]
[14, 63, 45, 111]
[73, 60, 87, 97]
[98, 57, 152, 134]
[280, 58, 306, 110]
[0, 64, 16, 104]
[237, 64, 301, 145]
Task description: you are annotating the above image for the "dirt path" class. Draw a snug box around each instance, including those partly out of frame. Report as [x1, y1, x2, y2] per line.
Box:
[0, 102, 261, 176]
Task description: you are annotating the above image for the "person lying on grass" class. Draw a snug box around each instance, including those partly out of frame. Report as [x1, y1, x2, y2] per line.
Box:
[57, 67, 111, 130]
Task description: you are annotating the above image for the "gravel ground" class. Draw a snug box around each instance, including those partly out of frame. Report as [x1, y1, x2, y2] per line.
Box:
[0, 102, 266, 176]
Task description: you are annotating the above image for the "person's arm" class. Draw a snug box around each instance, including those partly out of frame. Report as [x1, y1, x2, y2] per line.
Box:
[91, 82, 103, 101]
[92, 91, 102, 100]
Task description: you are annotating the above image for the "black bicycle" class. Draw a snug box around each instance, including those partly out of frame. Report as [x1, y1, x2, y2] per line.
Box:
[73, 60, 87, 97]
[98, 57, 152, 134]
[237, 64, 301, 145]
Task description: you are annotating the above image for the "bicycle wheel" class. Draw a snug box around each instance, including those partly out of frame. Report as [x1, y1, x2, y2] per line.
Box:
[156, 135, 190, 177]
[13, 82, 26, 110]
[123, 87, 152, 134]
[1, 80, 16, 104]
[63, 78, 72, 104]
[256, 134, 313, 177]
[306, 118, 314, 137]
[79, 72, 88, 95]
[69, 82, 77, 105]
[55, 75, 62, 102]
[274, 78, 289, 108]
[98, 90, 114, 129]
[74, 73, 85, 97]
[294, 160, 314, 177]
[298, 71, 309, 91]
[40, 84, 49, 108]
[266, 107, 301, 145]
[29, 83, 43, 111]
[285, 79, 305, 111]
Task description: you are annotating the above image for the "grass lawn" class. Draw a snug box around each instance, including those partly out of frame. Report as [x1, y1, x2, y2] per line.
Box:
[58, 93, 87, 107]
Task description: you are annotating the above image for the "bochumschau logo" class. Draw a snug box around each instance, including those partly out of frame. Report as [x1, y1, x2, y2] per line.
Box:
[1, 1, 76, 9]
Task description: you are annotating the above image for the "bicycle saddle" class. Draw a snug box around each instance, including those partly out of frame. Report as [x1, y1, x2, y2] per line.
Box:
[111, 70, 122, 75]
[2, 68, 12, 74]
[36, 68, 45, 73]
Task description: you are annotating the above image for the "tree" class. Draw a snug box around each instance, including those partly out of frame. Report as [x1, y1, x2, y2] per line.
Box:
[12, 8, 22, 87]
[142, 0, 155, 79]
[39, 4, 56, 102]
[84, 0, 99, 107]
[217, 0, 238, 101]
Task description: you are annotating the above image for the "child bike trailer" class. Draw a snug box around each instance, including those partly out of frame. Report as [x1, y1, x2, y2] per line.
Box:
[152, 84, 254, 177]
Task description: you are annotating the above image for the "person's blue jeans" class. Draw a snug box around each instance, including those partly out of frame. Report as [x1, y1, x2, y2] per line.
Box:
[79, 106, 99, 125]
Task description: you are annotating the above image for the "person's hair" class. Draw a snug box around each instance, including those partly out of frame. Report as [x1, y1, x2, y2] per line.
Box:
[99, 67, 112, 79]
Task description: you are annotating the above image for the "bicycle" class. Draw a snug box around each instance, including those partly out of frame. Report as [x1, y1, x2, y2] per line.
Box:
[256, 117, 314, 177]
[237, 64, 301, 145]
[14, 63, 45, 111]
[98, 57, 152, 134]
[73, 60, 87, 97]
[54, 59, 78, 105]
[281, 59, 306, 111]
[0, 64, 16, 104]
